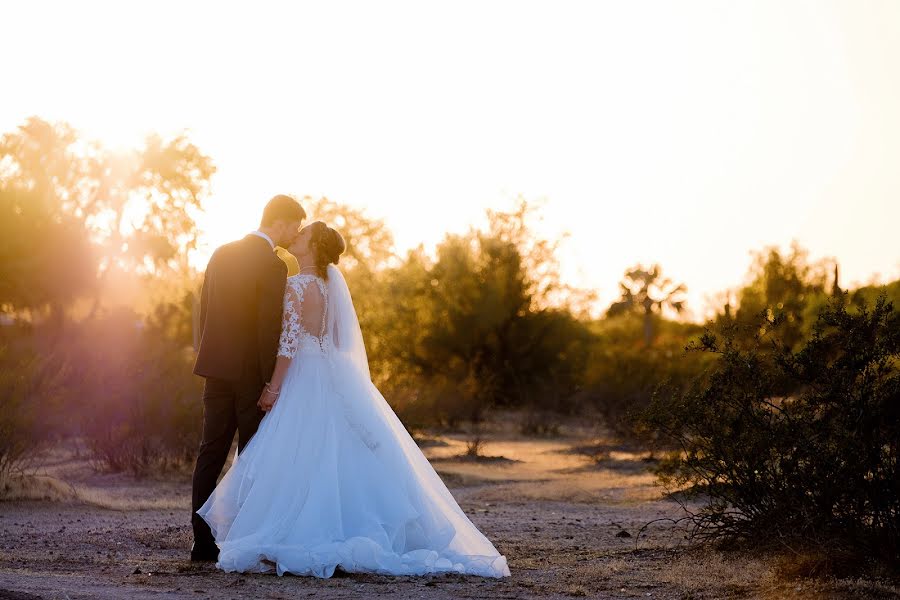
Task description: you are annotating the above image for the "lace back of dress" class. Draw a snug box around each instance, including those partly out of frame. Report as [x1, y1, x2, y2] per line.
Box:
[277, 274, 330, 358]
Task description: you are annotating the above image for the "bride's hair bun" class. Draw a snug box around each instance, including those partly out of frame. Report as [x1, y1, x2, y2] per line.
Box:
[309, 221, 345, 279]
[323, 226, 345, 266]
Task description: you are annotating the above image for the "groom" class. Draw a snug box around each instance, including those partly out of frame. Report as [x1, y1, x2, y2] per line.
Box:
[190, 194, 306, 562]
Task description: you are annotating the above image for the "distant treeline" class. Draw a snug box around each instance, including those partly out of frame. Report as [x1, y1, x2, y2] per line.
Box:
[1, 118, 897, 492]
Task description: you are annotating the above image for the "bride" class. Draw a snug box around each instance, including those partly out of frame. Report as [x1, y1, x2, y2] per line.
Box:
[197, 221, 510, 579]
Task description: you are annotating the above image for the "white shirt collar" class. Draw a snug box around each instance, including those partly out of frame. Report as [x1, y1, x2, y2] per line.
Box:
[250, 230, 275, 250]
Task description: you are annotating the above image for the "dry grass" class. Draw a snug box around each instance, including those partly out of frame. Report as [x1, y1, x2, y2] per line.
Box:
[2, 473, 185, 511]
[656, 549, 777, 593]
[2, 474, 79, 502]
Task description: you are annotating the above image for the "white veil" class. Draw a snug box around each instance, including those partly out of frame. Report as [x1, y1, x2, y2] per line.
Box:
[325, 264, 370, 379]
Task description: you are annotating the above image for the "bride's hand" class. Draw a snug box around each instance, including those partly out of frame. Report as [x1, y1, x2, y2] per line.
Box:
[257, 394, 275, 412]
[257, 384, 280, 412]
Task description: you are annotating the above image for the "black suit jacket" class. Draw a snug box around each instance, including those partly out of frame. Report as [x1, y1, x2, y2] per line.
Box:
[193, 235, 287, 385]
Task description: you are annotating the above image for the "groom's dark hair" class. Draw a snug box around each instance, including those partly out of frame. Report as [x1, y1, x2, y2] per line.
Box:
[260, 194, 306, 227]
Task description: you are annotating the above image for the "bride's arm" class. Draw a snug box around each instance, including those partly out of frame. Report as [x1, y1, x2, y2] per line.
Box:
[258, 355, 292, 411]
[258, 281, 301, 411]
[258, 279, 327, 412]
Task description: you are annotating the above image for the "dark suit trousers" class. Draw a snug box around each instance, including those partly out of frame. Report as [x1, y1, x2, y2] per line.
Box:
[191, 377, 265, 550]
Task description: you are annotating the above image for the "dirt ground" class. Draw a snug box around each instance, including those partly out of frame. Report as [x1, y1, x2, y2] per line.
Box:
[0, 432, 896, 600]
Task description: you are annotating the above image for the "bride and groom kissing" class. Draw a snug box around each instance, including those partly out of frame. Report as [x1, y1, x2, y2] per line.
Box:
[190, 194, 510, 579]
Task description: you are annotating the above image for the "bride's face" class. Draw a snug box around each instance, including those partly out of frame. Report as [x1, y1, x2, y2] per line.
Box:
[289, 227, 312, 259]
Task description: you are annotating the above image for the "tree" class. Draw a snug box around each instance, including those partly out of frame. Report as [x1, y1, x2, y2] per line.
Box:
[0, 117, 215, 321]
[486, 198, 596, 314]
[0, 186, 96, 320]
[728, 242, 832, 350]
[607, 264, 687, 346]
[368, 203, 594, 422]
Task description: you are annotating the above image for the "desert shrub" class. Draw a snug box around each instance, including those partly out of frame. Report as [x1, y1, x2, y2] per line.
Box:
[519, 407, 562, 436]
[464, 436, 484, 457]
[385, 371, 486, 431]
[585, 315, 710, 438]
[587, 344, 701, 438]
[0, 334, 66, 489]
[70, 308, 203, 475]
[640, 296, 900, 566]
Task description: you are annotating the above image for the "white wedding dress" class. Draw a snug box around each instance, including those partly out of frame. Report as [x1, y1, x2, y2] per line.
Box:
[197, 266, 510, 578]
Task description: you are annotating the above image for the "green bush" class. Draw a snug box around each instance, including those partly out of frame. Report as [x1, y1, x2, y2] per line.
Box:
[640, 296, 899, 566]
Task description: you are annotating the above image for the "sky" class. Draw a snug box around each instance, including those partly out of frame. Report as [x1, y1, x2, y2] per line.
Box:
[2, 0, 899, 318]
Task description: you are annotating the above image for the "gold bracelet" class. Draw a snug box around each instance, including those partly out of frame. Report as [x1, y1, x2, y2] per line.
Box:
[264, 385, 280, 396]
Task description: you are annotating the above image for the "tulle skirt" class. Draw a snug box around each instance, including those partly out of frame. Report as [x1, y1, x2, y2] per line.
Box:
[197, 350, 510, 578]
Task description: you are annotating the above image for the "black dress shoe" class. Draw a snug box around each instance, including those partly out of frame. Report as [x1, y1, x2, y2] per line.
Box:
[190, 543, 219, 562]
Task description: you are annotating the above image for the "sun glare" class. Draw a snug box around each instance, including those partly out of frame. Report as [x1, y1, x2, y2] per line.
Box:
[2, 0, 898, 315]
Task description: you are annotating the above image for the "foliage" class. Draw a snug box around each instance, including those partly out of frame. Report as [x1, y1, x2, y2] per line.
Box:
[0, 117, 214, 322]
[851, 279, 900, 312]
[360, 202, 595, 425]
[0, 186, 96, 319]
[484, 199, 596, 314]
[303, 195, 396, 273]
[0, 332, 66, 489]
[640, 296, 900, 565]
[67, 309, 203, 475]
[590, 263, 699, 436]
[585, 315, 709, 438]
[720, 242, 832, 350]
